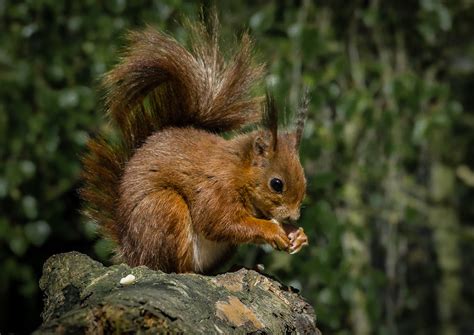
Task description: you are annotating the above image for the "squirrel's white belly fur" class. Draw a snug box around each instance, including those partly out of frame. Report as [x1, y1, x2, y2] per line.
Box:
[192, 234, 230, 272]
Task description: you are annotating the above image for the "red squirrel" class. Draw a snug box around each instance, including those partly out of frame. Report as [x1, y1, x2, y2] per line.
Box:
[81, 18, 309, 274]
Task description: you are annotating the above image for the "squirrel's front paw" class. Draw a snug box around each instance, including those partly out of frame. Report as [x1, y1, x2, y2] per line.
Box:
[265, 224, 291, 251]
[288, 227, 308, 254]
[282, 223, 309, 254]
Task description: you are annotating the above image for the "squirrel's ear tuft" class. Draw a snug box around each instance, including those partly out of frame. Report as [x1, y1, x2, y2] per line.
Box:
[294, 88, 310, 150]
[263, 91, 278, 151]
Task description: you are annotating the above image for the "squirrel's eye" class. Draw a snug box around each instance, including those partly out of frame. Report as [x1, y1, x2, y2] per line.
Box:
[270, 178, 284, 193]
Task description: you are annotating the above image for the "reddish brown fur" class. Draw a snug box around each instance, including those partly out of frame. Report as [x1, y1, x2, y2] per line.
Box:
[81, 17, 308, 274]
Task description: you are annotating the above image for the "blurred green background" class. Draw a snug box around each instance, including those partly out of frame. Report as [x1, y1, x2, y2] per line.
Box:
[1, 0, 474, 334]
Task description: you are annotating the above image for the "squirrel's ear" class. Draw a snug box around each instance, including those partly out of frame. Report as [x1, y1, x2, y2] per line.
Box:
[253, 134, 271, 157]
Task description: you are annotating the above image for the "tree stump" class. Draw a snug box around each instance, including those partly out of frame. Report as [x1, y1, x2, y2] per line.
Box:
[35, 252, 320, 334]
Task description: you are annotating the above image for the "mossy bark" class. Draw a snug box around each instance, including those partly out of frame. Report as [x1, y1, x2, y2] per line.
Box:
[35, 252, 320, 334]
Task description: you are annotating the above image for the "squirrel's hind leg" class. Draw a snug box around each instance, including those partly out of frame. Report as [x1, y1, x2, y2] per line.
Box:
[118, 189, 195, 273]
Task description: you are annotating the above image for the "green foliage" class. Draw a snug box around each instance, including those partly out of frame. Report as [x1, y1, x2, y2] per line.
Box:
[1, 1, 474, 334]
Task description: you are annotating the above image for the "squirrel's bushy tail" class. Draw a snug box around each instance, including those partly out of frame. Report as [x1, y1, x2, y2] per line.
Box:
[80, 19, 264, 242]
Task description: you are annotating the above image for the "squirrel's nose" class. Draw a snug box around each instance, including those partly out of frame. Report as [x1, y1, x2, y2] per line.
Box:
[282, 212, 300, 225]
